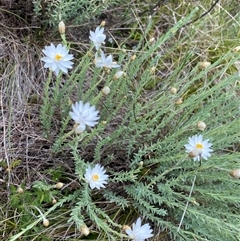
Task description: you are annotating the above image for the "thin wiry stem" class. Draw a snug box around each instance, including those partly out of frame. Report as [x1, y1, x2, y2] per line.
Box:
[177, 173, 197, 232]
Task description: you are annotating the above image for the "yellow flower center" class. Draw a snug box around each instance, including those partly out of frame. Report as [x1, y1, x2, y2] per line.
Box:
[196, 143, 203, 149]
[92, 174, 99, 181]
[54, 54, 63, 61]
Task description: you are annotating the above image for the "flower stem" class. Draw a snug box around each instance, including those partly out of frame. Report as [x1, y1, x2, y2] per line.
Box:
[177, 173, 197, 232]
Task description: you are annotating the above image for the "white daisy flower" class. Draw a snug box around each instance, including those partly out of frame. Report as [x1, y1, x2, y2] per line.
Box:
[89, 26, 106, 50]
[84, 164, 109, 190]
[184, 134, 213, 161]
[69, 101, 100, 132]
[41, 43, 74, 76]
[95, 51, 120, 69]
[125, 217, 153, 241]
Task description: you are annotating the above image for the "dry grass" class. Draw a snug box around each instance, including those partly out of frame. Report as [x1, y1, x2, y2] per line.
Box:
[0, 7, 75, 238]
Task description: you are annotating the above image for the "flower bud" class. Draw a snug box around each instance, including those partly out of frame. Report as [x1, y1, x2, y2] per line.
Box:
[229, 169, 240, 179]
[43, 218, 50, 227]
[101, 120, 107, 125]
[68, 99, 73, 106]
[80, 225, 90, 236]
[102, 86, 110, 95]
[17, 187, 24, 194]
[191, 199, 200, 206]
[103, 68, 110, 74]
[122, 225, 131, 231]
[88, 51, 94, 57]
[233, 46, 240, 52]
[52, 198, 57, 204]
[198, 61, 211, 69]
[150, 66, 156, 73]
[113, 70, 125, 80]
[170, 87, 177, 94]
[175, 97, 183, 105]
[139, 161, 143, 167]
[197, 121, 206, 131]
[130, 55, 136, 61]
[55, 182, 64, 189]
[149, 37, 155, 43]
[58, 21, 66, 34]
[100, 21, 106, 27]
[73, 123, 85, 134]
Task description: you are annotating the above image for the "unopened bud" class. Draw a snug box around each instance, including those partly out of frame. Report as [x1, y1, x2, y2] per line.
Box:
[74, 123, 84, 134]
[122, 225, 131, 231]
[229, 169, 240, 179]
[102, 86, 110, 95]
[233, 46, 240, 52]
[80, 225, 90, 236]
[100, 21, 106, 27]
[196, 121, 206, 131]
[103, 67, 111, 74]
[58, 21, 65, 34]
[17, 187, 24, 194]
[113, 70, 125, 80]
[139, 161, 143, 167]
[170, 87, 177, 94]
[130, 55, 137, 61]
[192, 199, 200, 206]
[68, 99, 73, 106]
[150, 66, 156, 73]
[199, 61, 211, 69]
[55, 182, 64, 189]
[149, 37, 155, 43]
[88, 51, 93, 57]
[43, 218, 50, 227]
[101, 121, 107, 125]
[52, 198, 57, 204]
[175, 97, 183, 105]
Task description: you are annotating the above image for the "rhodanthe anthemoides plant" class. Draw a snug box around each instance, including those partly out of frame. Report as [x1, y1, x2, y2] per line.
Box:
[69, 101, 100, 133]
[84, 164, 109, 190]
[94, 51, 121, 69]
[124, 217, 153, 241]
[41, 43, 74, 75]
[15, 10, 239, 240]
[184, 134, 213, 161]
[89, 26, 106, 50]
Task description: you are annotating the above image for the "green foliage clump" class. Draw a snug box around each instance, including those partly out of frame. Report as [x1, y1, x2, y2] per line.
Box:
[6, 2, 240, 241]
[32, 0, 127, 27]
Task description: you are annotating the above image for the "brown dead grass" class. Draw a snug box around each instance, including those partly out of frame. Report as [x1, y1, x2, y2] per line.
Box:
[0, 5, 71, 199]
[0, 5, 89, 239]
